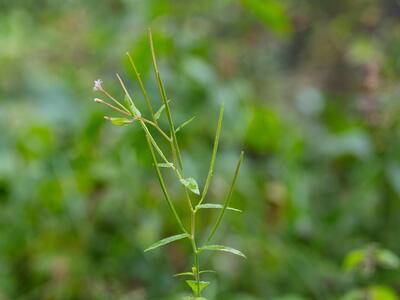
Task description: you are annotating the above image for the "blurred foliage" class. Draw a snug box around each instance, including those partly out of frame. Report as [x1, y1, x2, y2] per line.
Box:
[1, 0, 400, 299]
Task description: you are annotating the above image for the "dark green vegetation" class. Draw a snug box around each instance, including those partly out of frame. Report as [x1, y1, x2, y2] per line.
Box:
[1, 1, 400, 299]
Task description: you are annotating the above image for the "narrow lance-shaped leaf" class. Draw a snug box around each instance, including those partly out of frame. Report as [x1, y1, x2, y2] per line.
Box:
[154, 99, 171, 120]
[180, 177, 200, 195]
[149, 29, 183, 172]
[207, 151, 244, 242]
[144, 233, 190, 252]
[173, 269, 216, 278]
[199, 245, 246, 258]
[175, 116, 195, 133]
[197, 203, 242, 213]
[197, 104, 224, 207]
[174, 272, 194, 277]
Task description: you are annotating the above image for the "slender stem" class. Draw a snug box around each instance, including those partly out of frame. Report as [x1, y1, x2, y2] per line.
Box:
[191, 210, 201, 297]
[126, 52, 157, 123]
[207, 151, 244, 242]
[115, 73, 141, 116]
[100, 89, 131, 114]
[196, 104, 224, 209]
[142, 119, 172, 142]
[94, 98, 130, 115]
[143, 32, 201, 298]
[140, 120, 170, 165]
[144, 133, 188, 234]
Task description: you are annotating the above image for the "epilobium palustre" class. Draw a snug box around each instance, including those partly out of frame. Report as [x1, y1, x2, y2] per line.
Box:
[92, 30, 245, 300]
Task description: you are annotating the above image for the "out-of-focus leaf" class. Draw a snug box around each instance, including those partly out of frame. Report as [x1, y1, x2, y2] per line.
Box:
[144, 233, 190, 252]
[377, 249, 400, 269]
[343, 285, 398, 300]
[369, 285, 398, 300]
[241, 0, 292, 36]
[344, 249, 365, 272]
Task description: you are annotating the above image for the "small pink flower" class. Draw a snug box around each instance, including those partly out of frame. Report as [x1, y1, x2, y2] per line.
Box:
[93, 79, 103, 91]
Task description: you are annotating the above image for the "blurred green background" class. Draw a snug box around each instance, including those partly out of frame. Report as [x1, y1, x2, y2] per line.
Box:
[1, 0, 400, 299]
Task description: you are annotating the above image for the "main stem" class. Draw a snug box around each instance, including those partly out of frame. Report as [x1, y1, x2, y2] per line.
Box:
[190, 209, 201, 297]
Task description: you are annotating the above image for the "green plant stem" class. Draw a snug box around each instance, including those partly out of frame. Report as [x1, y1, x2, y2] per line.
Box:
[191, 210, 201, 297]
[116, 73, 192, 213]
[142, 118, 172, 141]
[144, 133, 188, 234]
[140, 121, 170, 164]
[115, 73, 141, 116]
[100, 88, 131, 114]
[126, 52, 157, 123]
[94, 98, 130, 116]
[207, 151, 244, 242]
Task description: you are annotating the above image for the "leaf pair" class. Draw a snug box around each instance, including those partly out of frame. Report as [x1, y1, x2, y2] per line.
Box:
[145, 235, 246, 259]
[199, 245, 246, 259]
[186, 280, 209, 295]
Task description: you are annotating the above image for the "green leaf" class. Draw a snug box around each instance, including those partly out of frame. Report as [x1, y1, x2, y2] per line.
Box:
[175, 116, 195, 133]
[124, 94, 132, 108]
[106, 117, 133, 126]
[207, 151, 244, 242]
[369, 285, 398, 300]
[186, 280, 210, 294]
[197, 203, 242, 212]
[157, 162, 174, 168]
[123, 94, 141, 117]
[200, 270, 216, 275]
[344, 249, 365, 272]
[377, 249, 400, 269]
[154, 99, 171, 120]
[241, 0, 292, 36]
[144, 233, 190, 252]
[199, 245, 246, 258]
[174, 272, 194, 277]
[180, 177, 200, 195]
